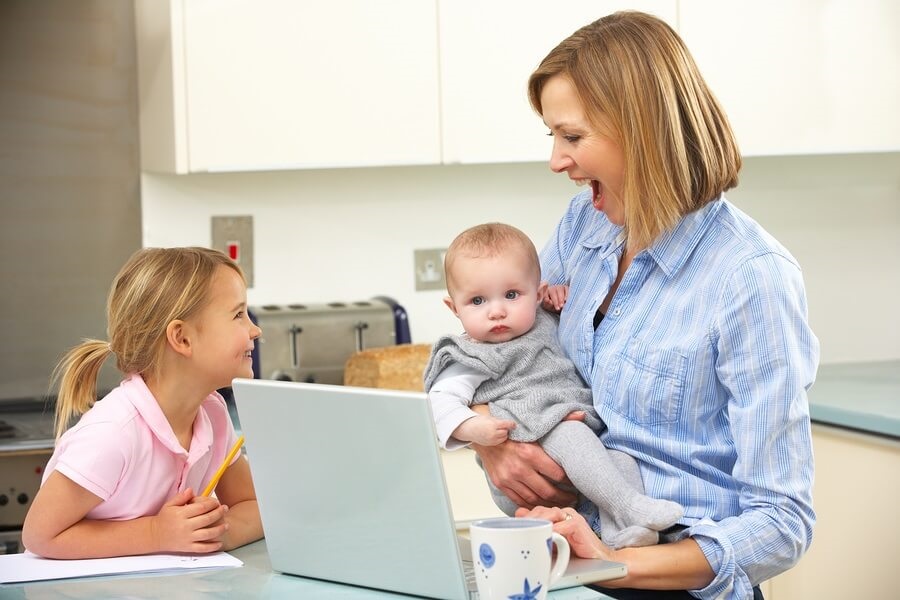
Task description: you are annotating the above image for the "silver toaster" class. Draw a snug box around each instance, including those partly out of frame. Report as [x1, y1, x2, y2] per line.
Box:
[249, 297, 409, 385]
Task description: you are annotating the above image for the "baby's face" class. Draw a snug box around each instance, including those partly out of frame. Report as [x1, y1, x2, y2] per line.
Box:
[444, 252, 541, 343]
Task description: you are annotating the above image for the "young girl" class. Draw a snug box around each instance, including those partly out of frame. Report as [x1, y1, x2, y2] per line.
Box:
[22, 247, 263, 558]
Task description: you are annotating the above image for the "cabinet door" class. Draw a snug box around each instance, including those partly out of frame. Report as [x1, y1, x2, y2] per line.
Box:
[180, 0, 440, 171]
[438, 1, 677, 164]
[767, 425, 900, 598]
[680, 0, 900, 156]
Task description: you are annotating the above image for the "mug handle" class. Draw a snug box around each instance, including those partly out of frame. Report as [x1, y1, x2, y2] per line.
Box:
[547, 532, 571, 587]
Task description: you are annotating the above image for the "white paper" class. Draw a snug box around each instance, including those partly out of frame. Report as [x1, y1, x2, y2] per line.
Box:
[0, 550, 242, 584]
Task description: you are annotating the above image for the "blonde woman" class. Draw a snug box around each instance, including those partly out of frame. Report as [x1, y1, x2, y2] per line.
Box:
[23, 247, 263, 558]
[474, 12, 818, 600]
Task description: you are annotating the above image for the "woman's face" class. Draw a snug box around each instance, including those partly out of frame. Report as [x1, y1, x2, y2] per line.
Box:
[540, 75, 626, 226]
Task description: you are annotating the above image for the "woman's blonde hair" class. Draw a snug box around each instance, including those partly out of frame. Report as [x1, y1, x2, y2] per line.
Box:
[444, 222, 541, 294]
[51, 247, 244, 437]
[528, 11, 741, 251]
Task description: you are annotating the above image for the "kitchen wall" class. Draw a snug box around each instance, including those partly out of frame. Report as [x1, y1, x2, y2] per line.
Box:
[141, 151, 900, 364]
[0, 0, 142, 400]
[0, 8, 891, 380]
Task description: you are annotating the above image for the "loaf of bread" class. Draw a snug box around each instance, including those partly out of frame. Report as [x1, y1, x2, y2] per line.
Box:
[343, 343, 432, 391]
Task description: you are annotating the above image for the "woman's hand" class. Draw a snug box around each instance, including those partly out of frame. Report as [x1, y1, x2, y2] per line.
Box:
[472, 438, 577, 509]
[516, 505, 613, 561]
[470, 404, 583, 508]
[519, 507, 716, 591]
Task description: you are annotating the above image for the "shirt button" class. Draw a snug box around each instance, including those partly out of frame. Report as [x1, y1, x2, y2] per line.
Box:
[613, 308, 622, 316]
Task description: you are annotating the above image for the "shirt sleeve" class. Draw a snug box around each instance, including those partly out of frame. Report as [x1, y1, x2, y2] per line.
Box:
[51, 420, 130, 501]
[428, 362, 490, 450]
[690, 253, 819, 600]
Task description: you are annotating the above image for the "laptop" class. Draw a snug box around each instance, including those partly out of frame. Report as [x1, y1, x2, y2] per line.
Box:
[231, 378, 627, 599]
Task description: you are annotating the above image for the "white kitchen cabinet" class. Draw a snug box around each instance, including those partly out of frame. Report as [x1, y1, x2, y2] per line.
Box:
[679, 0, 900, 156]
[437, 1, 678, 164]
[136, 2, 899, 173]
[135, 0, 441, 173]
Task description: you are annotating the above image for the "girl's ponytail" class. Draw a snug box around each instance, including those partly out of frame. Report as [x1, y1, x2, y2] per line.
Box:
[52, 339, 113, 438]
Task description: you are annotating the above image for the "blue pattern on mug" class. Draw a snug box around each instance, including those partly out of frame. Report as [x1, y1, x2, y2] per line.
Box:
[508, 577, 542, 600]
[479, 542, 496, 568]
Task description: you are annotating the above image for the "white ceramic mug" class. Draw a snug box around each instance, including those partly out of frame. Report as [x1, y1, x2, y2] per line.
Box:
[469, 517, 570, 600]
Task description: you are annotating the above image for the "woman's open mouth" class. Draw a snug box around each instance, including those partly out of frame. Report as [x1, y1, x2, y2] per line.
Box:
[591, 180, 604, 211]
[572, 178, 603, 211]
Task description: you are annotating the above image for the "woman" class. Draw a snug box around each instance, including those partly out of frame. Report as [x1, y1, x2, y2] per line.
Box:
[472, 11, 819, 600]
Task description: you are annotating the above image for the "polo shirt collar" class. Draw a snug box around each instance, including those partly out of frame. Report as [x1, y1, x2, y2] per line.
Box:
[121, 374, 213, 457]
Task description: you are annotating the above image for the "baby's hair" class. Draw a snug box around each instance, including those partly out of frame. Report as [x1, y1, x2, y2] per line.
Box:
[51, 247, 244, 437]
[444, 223, 540, 293]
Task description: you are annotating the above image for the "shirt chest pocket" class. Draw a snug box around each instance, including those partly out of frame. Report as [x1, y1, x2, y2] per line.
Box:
[605, 338, 687, 426]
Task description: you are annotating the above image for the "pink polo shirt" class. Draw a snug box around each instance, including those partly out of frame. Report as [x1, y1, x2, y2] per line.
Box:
[43, 374, 240, 520]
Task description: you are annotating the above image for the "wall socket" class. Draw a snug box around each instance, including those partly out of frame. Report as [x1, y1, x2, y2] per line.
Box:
[414, 248, 447, 291]
[211, 215, 254, 287]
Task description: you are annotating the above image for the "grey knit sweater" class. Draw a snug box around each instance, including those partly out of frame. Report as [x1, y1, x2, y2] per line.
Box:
[423, 309, 602, 442]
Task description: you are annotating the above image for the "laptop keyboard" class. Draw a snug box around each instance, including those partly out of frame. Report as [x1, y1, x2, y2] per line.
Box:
[463, 562, 477, 585]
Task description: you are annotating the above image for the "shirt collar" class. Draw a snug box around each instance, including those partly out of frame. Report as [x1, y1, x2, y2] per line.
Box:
[580, 207, 625, 258]
[121, 373, 213, 457]
[645, 196, 725, 278]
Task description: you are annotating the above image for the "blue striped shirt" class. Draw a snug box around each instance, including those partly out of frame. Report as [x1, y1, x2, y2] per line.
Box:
[541, 191, 819, 600]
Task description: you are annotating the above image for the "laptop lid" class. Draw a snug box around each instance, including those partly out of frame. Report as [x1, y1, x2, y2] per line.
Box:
[231, 379, 626, 598]
[232, 378, 471, 599]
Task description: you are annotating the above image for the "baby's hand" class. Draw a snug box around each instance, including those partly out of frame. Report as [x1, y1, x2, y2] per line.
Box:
[151, 488, 229, 554]
[453, 415, 516, 446]
[542, 284, 569, 313]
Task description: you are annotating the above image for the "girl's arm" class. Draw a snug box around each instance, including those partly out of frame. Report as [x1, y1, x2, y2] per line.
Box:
[212, 455, 263, 550]
[22, 471, 227, 559]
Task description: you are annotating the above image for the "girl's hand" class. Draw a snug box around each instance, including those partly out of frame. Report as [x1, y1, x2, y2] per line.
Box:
[515, 505, 613, 561]
[190, 493, 231, 546]
[151, 488, 229, 553]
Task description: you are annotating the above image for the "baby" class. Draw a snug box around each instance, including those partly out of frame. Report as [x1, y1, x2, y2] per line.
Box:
[424, 222, 683, 548]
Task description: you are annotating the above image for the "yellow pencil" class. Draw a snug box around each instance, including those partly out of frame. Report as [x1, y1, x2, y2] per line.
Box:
[201, 434, 245, 497]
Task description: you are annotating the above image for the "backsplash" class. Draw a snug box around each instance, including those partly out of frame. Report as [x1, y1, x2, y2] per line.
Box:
[141, 153, 900, 364]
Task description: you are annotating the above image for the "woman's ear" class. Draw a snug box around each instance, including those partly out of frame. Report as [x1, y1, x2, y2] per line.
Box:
[165, 320, 192, 358]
